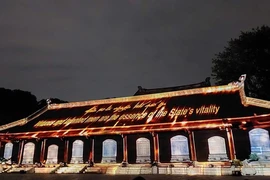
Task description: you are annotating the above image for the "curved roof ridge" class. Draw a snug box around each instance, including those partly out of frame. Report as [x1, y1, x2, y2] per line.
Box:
[134, 77, 211, 95]
[49, 84, 239, 109]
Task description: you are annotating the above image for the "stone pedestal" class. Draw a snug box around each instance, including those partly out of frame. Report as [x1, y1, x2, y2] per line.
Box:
[121, 161, 128, 167]
[136, 156, 151, 163]
[257, 153, 270, 161]
[22, 158, 33, 165]
[46, 158, 58, 164]
[170, 155, 190, 162]
[208, 153, 229, 161]
[101, 156, 116, 163]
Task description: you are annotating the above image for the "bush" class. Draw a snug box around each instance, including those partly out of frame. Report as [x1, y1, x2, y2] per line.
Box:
[232, 159, 243, 166]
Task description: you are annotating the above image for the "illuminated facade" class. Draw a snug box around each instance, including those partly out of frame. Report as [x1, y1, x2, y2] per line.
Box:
[0, 75, 270, 168]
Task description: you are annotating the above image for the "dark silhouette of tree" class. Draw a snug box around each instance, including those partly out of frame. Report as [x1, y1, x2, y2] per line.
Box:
[0, 88, 68, 125]
[0, 88, 38, 125]
[212, 25, 270, 100]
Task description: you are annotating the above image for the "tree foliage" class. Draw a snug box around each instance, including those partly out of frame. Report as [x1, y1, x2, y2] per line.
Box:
[212, 25, 270, 100]
[0, 88, 68, 125]
[0, 88, 37, 125]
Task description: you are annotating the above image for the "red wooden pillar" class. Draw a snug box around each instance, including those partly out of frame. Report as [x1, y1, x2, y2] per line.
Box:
[40, 139, 47, 163]
[188, 130, 197, 161]
[63, 139, 69, 164]
[121, 134, 128, 166]
[88, 137, 94, 166]
[226, 127, 236, 160]
[18, 140, 25, 164]
[152, 132, 160, 165]
[0, 141, 2, 157]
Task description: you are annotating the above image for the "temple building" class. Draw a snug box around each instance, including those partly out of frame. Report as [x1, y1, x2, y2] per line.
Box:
[0, 75, 270, 175]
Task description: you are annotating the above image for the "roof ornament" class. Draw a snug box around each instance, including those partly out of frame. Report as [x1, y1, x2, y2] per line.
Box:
[46, 99, 52, 105]
[138, 86, 143, 90]
[204, 77, 211, 86]
[229, 74, 246, 87]
[137, 86, 146, 92]
[239, 74, 246, 82]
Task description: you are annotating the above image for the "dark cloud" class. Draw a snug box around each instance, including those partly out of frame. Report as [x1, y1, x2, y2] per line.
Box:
[0, 0, 270, 101]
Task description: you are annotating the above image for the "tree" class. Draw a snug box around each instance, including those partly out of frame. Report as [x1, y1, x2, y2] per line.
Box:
[0, 88, 38, 125]
[212, 25, 270, 100]
[0, 88, 68, 125]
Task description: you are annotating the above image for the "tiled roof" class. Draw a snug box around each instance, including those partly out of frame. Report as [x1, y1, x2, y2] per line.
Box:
[134, 77, 211, 95]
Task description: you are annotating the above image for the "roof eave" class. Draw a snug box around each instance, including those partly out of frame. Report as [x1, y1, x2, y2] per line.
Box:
[0, 105, 49, 132]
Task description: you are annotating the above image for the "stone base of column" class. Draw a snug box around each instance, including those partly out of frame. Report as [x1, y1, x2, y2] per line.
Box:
[121, 161, 128, 167]
[63, 162, 68, 167]
[88, 160, 94, 167]
[151, 161, 160, 167]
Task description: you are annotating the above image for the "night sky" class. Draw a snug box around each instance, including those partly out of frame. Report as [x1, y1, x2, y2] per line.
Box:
[0, 0, 270, 102]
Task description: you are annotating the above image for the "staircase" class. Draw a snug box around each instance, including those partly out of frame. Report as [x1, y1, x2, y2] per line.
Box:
[55, 164, 86, 174]
[34, 164, 60, 173]
[0, 164, 12, 173]
[84, 163, 120, 174]
[7, 166, 35, 173]
[83, 163, 152, 175]
[84, 166, 103, 174]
